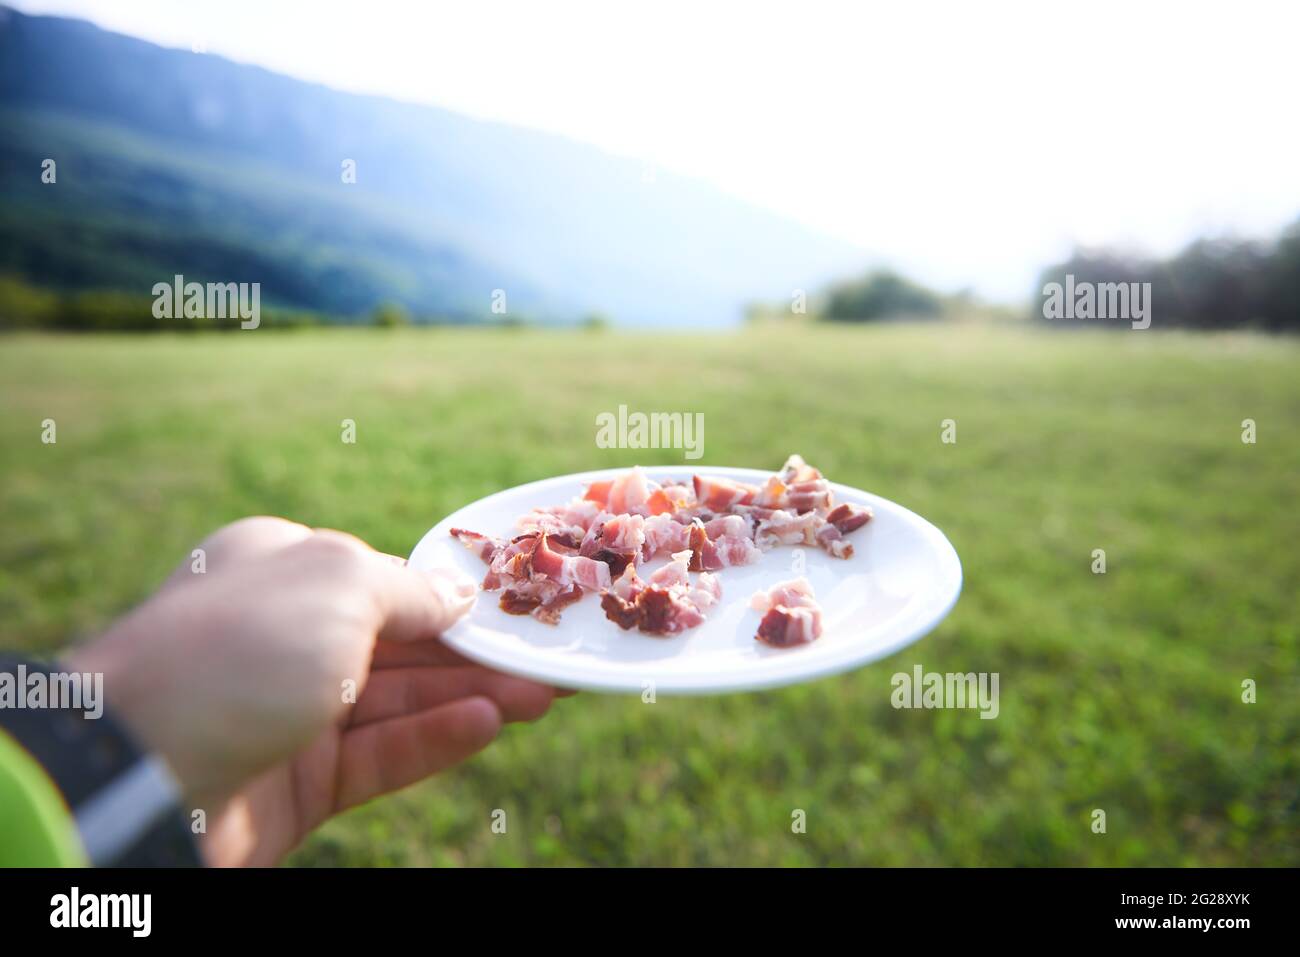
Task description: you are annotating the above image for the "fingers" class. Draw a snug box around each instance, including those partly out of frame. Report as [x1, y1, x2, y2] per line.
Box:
[350, 666, 556, 727]
[370, 637, 478, 669]
[335, 696, 502, 812]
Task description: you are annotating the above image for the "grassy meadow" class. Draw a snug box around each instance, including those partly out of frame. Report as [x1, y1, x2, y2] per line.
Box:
[0, 322, 1296, 866]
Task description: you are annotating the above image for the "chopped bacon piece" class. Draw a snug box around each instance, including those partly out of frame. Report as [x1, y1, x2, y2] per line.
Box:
[785, 479, 832, 513]
[750, 577, 823, 647]
[578, 516, 638, 576]
[687, 570, 722, 611]
[703, 514, 749, 540]
[601, 513, 646, 553]
[815, 522, 854, 559]
[641, 513, 692, 560]
[578, 515, 608, 556]
[450, 527, 504, 563]
[492, 532, 542, 583]
[754, 475, 788, 508]
[730, 504, 777, 524]
[756, 605, 822, 647]
[659, 481, 694, 503]
[456, 530, 596, 624]
[648, 550, 692, 588]
[599, 557, 721, 635]
[590, 548, 636, 577]
[826, 503, 872, 534]
[645, 488, 675, 515]
[753, 509, 820, 548]
[583, 479, 613, 507]
[527, 531, 569, 581]
[692, 474, 758, 511]
[607, 466, 651, 515]
[600, 590, 643, 630]
[607, 563, 643, 601]
[637, 586, 705, 634]
[499, 589, 542, 616]
[749, 576, 818, 612]
[500, 583, 583, 625]
[778, 454, 823, 484]
[688, 520, 763, 572]
[531, 584, 584, 625]
[517, 499, 600, 538]
[497, 573, 563, 612]
[531, 533, 611, 591]
[451, 527, 511, 588]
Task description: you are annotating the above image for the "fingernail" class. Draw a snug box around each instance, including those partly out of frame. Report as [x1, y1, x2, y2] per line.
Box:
[426, 568, 479, 605]
[449, 569, 479, 598]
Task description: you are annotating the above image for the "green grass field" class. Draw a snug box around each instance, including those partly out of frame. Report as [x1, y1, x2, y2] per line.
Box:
[1, 323, 1296, 866]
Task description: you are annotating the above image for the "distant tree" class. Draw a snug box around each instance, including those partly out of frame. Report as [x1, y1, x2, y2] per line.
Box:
[1259, 221, 1300, 331]
[1034, 217, 1300, 331]
[581, 312, 612, 332]
[1160, 238, 1272, 329]
[371, 302, 411, 328]
[0, 275, 60, 329]
[822, 270, 944, 322]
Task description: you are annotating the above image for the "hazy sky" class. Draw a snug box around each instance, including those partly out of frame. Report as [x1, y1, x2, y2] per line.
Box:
[12, 0, 1300, 299]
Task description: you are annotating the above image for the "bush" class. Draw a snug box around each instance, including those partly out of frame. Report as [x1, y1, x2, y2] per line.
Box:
[371, 302, 411, 328]
[0, 274, 60, 329]
[823, 270, 944, 322]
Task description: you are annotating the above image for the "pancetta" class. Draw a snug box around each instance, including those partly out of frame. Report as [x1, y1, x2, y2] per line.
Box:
[749, 577, 824, 647]
[449, 455, 869, 634]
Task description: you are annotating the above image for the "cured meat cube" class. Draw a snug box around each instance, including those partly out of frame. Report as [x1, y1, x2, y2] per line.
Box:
[607, 466, 651, 515]
[785, 479, 832, 513]
[826, 503, 872, 534]
[753, 509, 820, 548]
[601, 513, 646, 553]
[450, 527, 504, 564]
[692, 474, 758, 511]
[750, 577, 824, 647]
[641, 513, 692, 560]
[599, 554, 721, 636]
[687, 521, 762, 572]
[531, 533, 612, 591]
[756, 605, 822, 647]
[815, 523, 854, 559]
[703, 514, 749, 540]
[753, 475, 788, 509]
[778, 454, 823, 484]
[583, 479, 613, 507]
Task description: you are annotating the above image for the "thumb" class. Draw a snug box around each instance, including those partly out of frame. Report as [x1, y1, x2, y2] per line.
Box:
[371, 559, 479, 643]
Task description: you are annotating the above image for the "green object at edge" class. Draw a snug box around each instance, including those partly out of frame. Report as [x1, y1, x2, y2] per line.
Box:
[0, 730, 87, 867]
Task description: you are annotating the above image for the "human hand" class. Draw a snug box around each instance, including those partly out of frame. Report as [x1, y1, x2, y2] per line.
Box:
[68, 517, 562, 866]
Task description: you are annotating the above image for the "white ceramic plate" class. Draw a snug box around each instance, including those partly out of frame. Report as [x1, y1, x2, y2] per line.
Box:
[408, 466, 961, 695]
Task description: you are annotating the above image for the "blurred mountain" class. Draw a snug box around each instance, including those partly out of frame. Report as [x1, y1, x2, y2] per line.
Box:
[0, 5, 868, 324]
